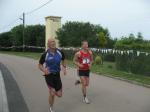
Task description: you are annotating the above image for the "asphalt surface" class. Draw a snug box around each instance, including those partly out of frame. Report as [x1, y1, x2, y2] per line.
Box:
[0, 63, 29, 112]
[0, 53, 150, 112]
[0, 68, 9, 112]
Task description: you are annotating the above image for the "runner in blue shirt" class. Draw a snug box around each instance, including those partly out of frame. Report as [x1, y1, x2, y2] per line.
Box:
[38, 38, 66, 112]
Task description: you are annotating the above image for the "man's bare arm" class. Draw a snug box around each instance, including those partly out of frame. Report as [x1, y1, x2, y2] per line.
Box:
[61, 59, 67, 75]
[38, 64, 49, 75]
[61, 59, 67, 69]
[90, 50, 94, 64]
[73, 52, 83, 67]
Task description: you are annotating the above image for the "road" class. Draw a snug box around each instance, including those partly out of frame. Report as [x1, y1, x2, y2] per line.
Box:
[0, 53, 150, 112]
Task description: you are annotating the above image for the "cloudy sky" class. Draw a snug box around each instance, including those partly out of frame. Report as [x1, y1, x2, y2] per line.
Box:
[0, 0, 150, 40]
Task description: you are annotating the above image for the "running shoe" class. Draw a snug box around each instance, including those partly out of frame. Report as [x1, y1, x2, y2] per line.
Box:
[83, 97, 90, 104]
[49, 107, 55, 112]
[75, 80, 81, 85]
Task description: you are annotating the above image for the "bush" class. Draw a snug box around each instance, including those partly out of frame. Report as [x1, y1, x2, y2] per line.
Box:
[95, 55, 102, 65]
[103, 53, 115, 62]
[107, 65, 113, 69]
[115, 51, 150, 76]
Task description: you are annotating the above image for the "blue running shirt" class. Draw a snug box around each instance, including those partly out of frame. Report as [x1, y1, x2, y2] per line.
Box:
[39, 49, 65, 73]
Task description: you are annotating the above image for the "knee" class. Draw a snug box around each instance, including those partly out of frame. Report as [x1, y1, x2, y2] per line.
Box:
[56, 91, 62, 97]
[86, 83, 89, 86]
[83, 82, 89, 87]
[57, 93, 62, 97]
[49, 90, 55, 95]
[58, 95, 62, 97]
[86, 81, 89, 86]
[82, 82, 87, 87]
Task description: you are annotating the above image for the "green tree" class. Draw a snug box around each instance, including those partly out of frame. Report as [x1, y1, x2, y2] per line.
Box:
[0, 31, 12, 47]
[25, 25, 45, 47]
[11, 25, 23, 46]
[115, 33, 150, 51]
[57, 21, 97, 47]
[136, 32, 143, 43]
[129, 33, 135, 39]
[98, 32, 107, 48]
[57, 21, 112, 48]
[10, 24, 45, 47]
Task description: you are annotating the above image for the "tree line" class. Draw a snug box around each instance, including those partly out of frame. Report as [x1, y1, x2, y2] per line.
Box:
[115, 33, 150, 51]
[0, 21, 149, 51]
[0, 24, 45, 47]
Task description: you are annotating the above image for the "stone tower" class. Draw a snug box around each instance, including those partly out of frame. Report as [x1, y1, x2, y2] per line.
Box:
[45, 16, 61, 50]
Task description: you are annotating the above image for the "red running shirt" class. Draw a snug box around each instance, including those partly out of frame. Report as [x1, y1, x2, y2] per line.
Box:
[78, 50, 92, 70]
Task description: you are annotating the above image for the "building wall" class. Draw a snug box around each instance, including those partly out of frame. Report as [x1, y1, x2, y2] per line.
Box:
[45, 16, 61, 50]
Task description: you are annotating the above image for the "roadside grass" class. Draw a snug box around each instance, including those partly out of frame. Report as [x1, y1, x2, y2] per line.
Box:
[66, 60, 150, 86]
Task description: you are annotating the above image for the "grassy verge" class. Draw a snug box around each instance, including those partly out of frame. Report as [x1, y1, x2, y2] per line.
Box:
[66, 60, 150, 86]
[1, 51, 150, 86]
[91, 62, 150, 86]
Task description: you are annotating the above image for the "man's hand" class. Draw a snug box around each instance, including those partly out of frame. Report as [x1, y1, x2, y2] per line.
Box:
[62, 65, 67, 75]
[63, 68, 67, 75]
[78, 63, 84, 68]
[38, 64, 49, 76]
[44, 68, 49, 76]
[88, 63, 92, 69]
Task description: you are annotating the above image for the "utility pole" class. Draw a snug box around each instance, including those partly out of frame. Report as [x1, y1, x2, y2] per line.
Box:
[22, 12, 25, 52]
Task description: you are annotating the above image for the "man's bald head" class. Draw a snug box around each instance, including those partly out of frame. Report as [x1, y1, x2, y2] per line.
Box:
[47, 38, 56, 49]
[48, 38, 56, 43]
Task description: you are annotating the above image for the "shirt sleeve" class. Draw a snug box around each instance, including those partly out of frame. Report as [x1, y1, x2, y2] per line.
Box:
[60, 50, 65, 61]
[39, 52, 46, 65]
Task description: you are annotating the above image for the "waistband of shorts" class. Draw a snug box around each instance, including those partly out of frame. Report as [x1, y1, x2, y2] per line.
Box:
[79, 69, 90, 71]
[49, 72, 60, 75]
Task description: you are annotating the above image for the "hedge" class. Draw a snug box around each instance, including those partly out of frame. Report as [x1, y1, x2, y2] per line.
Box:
[115, 51, 150, 76]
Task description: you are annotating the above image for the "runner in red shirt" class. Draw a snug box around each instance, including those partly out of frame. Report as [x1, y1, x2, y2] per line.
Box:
[73, 40, 93, 104]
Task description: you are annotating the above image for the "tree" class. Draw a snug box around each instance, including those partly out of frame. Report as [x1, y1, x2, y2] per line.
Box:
[10, 24, 45, 47]
[11, 25, 23, 46]
[0, 31, 12, 47]
[57, 21, 97, 47]
[115, 33, 150, 51]
[129, 33, 135, 40]
[57, 21, 112, 48]
[25, 25, 45, 47]
[98, 32, 107, 48]
[136, 32, 143, 43]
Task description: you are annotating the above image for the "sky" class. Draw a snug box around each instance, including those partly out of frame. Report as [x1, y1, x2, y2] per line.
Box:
[0, 0, 150, 40]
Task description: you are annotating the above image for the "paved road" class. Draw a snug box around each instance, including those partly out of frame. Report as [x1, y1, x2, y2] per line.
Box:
[0, 69, 9, 112]
[0, 53, 150, 112]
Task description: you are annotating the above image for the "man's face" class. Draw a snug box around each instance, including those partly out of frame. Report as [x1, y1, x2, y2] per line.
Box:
[82, 41, 88, 50]
[47, 39, 56, 49]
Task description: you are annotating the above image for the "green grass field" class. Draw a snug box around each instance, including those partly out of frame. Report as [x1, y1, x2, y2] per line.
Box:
[0, 51, 150, 86]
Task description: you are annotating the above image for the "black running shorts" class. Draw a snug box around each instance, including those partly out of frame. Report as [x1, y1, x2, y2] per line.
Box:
[79, 70, 90, 77]
[44, 72, 62, 92]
